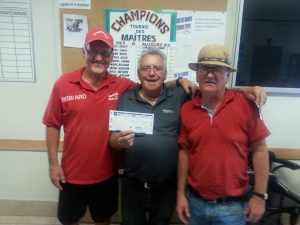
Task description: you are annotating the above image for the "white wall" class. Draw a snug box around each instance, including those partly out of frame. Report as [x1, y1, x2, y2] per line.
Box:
[0, 0, 60, 140]
[0, 0, 60, 201]
[0, 0, 299, 202]
[263, 96, 300, 148]
[0, 151, 58, 201]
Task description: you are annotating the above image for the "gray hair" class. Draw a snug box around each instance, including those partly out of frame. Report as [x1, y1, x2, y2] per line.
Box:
[137, 48, 167, 71]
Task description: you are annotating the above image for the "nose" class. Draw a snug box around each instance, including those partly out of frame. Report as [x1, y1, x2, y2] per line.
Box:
[149, 67, 157, 74]
[93, 54, 105, 60]
[206, 69, 216, 77]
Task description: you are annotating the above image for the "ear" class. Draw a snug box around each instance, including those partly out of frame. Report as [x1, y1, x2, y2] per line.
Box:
[196, 71, 200, 83]
[108, 52, 114, 62]
[225, 72, 230, 84]
[137, 69, 142, 81]
[164, 70, 167, 80]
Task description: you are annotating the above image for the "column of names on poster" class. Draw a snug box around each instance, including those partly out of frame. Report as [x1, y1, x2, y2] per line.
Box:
[0, 0, 35, 82]
[105, 9, 177, 82]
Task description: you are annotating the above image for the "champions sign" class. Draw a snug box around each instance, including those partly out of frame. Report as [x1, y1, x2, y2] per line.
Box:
[104, 9, 177, 81]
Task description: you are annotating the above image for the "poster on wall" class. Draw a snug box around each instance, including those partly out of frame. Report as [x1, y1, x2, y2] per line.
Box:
[104, 9, 177, 82]
[174, 11, 226, 82]
[0, 0, 35, 82]
[63, 14, 88, 48]
[104, 9, 226, 82]
[59, 0, 91, 9]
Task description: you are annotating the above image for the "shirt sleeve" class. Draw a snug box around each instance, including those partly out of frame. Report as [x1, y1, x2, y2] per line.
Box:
[246, 99, 271, 144]
[42, 80, 63, 128]
[175, 86, 190, 105]
[178, 106, 191, 149]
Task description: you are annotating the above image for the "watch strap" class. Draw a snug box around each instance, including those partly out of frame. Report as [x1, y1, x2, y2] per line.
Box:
[253, 191, 268, 200]
[176, 77, 183, 87]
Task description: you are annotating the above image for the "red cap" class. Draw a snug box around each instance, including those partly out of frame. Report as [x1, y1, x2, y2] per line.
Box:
[84, 28, 114, 48]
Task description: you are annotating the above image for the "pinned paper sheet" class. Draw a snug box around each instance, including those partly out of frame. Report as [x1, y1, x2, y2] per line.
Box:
[109, 110, 154, 135]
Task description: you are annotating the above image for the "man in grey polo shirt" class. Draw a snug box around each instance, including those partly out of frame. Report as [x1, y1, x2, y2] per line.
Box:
[110, 48, 188, 225]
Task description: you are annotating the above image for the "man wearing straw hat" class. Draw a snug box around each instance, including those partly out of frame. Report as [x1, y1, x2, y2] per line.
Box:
[176, 43, 270, 225]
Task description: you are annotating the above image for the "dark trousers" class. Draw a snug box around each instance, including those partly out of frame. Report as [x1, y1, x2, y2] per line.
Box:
[121, 176, 176, 225]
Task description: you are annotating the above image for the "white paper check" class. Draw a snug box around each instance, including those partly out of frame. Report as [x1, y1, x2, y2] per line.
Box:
[109, 110, 154, 135]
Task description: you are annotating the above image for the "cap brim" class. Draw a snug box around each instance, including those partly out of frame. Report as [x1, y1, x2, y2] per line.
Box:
[188, 62, 237, 72]
[85, 39, 113, 48]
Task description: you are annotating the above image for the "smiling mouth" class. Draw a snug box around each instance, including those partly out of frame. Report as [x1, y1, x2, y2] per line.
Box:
[205, 81, 216, 84]
[146, 79, 159, 83]
[92, 60, 107, 65]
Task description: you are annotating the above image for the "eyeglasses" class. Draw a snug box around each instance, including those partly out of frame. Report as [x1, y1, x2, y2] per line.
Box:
[84, 46, 113, 58]
[197, 65, 229, 75]
[139, 65, 164, 73]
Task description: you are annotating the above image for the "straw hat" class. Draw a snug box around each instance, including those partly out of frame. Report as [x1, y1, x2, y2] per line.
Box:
[188, 44, 237, 72]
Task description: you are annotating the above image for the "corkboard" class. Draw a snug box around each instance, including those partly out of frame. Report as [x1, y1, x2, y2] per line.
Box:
[59, 0, 227, 73]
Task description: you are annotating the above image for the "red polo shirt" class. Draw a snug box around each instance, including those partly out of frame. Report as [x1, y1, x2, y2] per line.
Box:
[43, 67, 136, 184]
[178, 90, 270, 199]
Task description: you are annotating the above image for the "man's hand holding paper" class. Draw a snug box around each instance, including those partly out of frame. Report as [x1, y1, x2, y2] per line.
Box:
[109, 129, 135, 150]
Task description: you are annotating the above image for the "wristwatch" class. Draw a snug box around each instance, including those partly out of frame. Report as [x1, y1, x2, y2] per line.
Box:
[253, 191, 268, 200]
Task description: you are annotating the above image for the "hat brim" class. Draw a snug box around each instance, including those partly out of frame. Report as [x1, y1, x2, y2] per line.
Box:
[188, 61, 237, 72]
[85, 38, 113, 48]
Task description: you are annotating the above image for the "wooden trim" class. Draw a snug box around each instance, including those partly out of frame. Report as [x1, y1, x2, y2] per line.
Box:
[0, 139, 63, 151]
[0, 139, 299, 159]
[269, 148, 300, 160]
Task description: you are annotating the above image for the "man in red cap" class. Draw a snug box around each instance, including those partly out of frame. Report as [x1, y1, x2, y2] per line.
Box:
[43, 28, 136, 225]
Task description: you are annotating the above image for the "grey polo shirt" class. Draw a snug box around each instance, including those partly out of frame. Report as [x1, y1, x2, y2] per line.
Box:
[116, 85, 188, 183]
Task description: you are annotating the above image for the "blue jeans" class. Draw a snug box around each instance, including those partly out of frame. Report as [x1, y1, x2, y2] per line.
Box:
[188, 189, 247, 225]
[121, 176, 176, 225]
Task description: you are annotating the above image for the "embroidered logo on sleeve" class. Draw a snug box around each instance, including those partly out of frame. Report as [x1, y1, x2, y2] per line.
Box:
[108, 92, 119, 100]
[162, 109, 175, 113]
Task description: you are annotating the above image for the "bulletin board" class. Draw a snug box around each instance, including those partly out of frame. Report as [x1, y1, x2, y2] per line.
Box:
[59, 0, 227, 73]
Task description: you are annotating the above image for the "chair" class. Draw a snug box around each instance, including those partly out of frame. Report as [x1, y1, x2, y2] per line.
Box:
[248, 151, 300, 225]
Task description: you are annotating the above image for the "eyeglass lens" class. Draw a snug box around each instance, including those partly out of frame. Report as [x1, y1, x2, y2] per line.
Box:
[140, 65, 164, 73]
[85, 47, 113, 57]
[198, 66, 228, 75]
